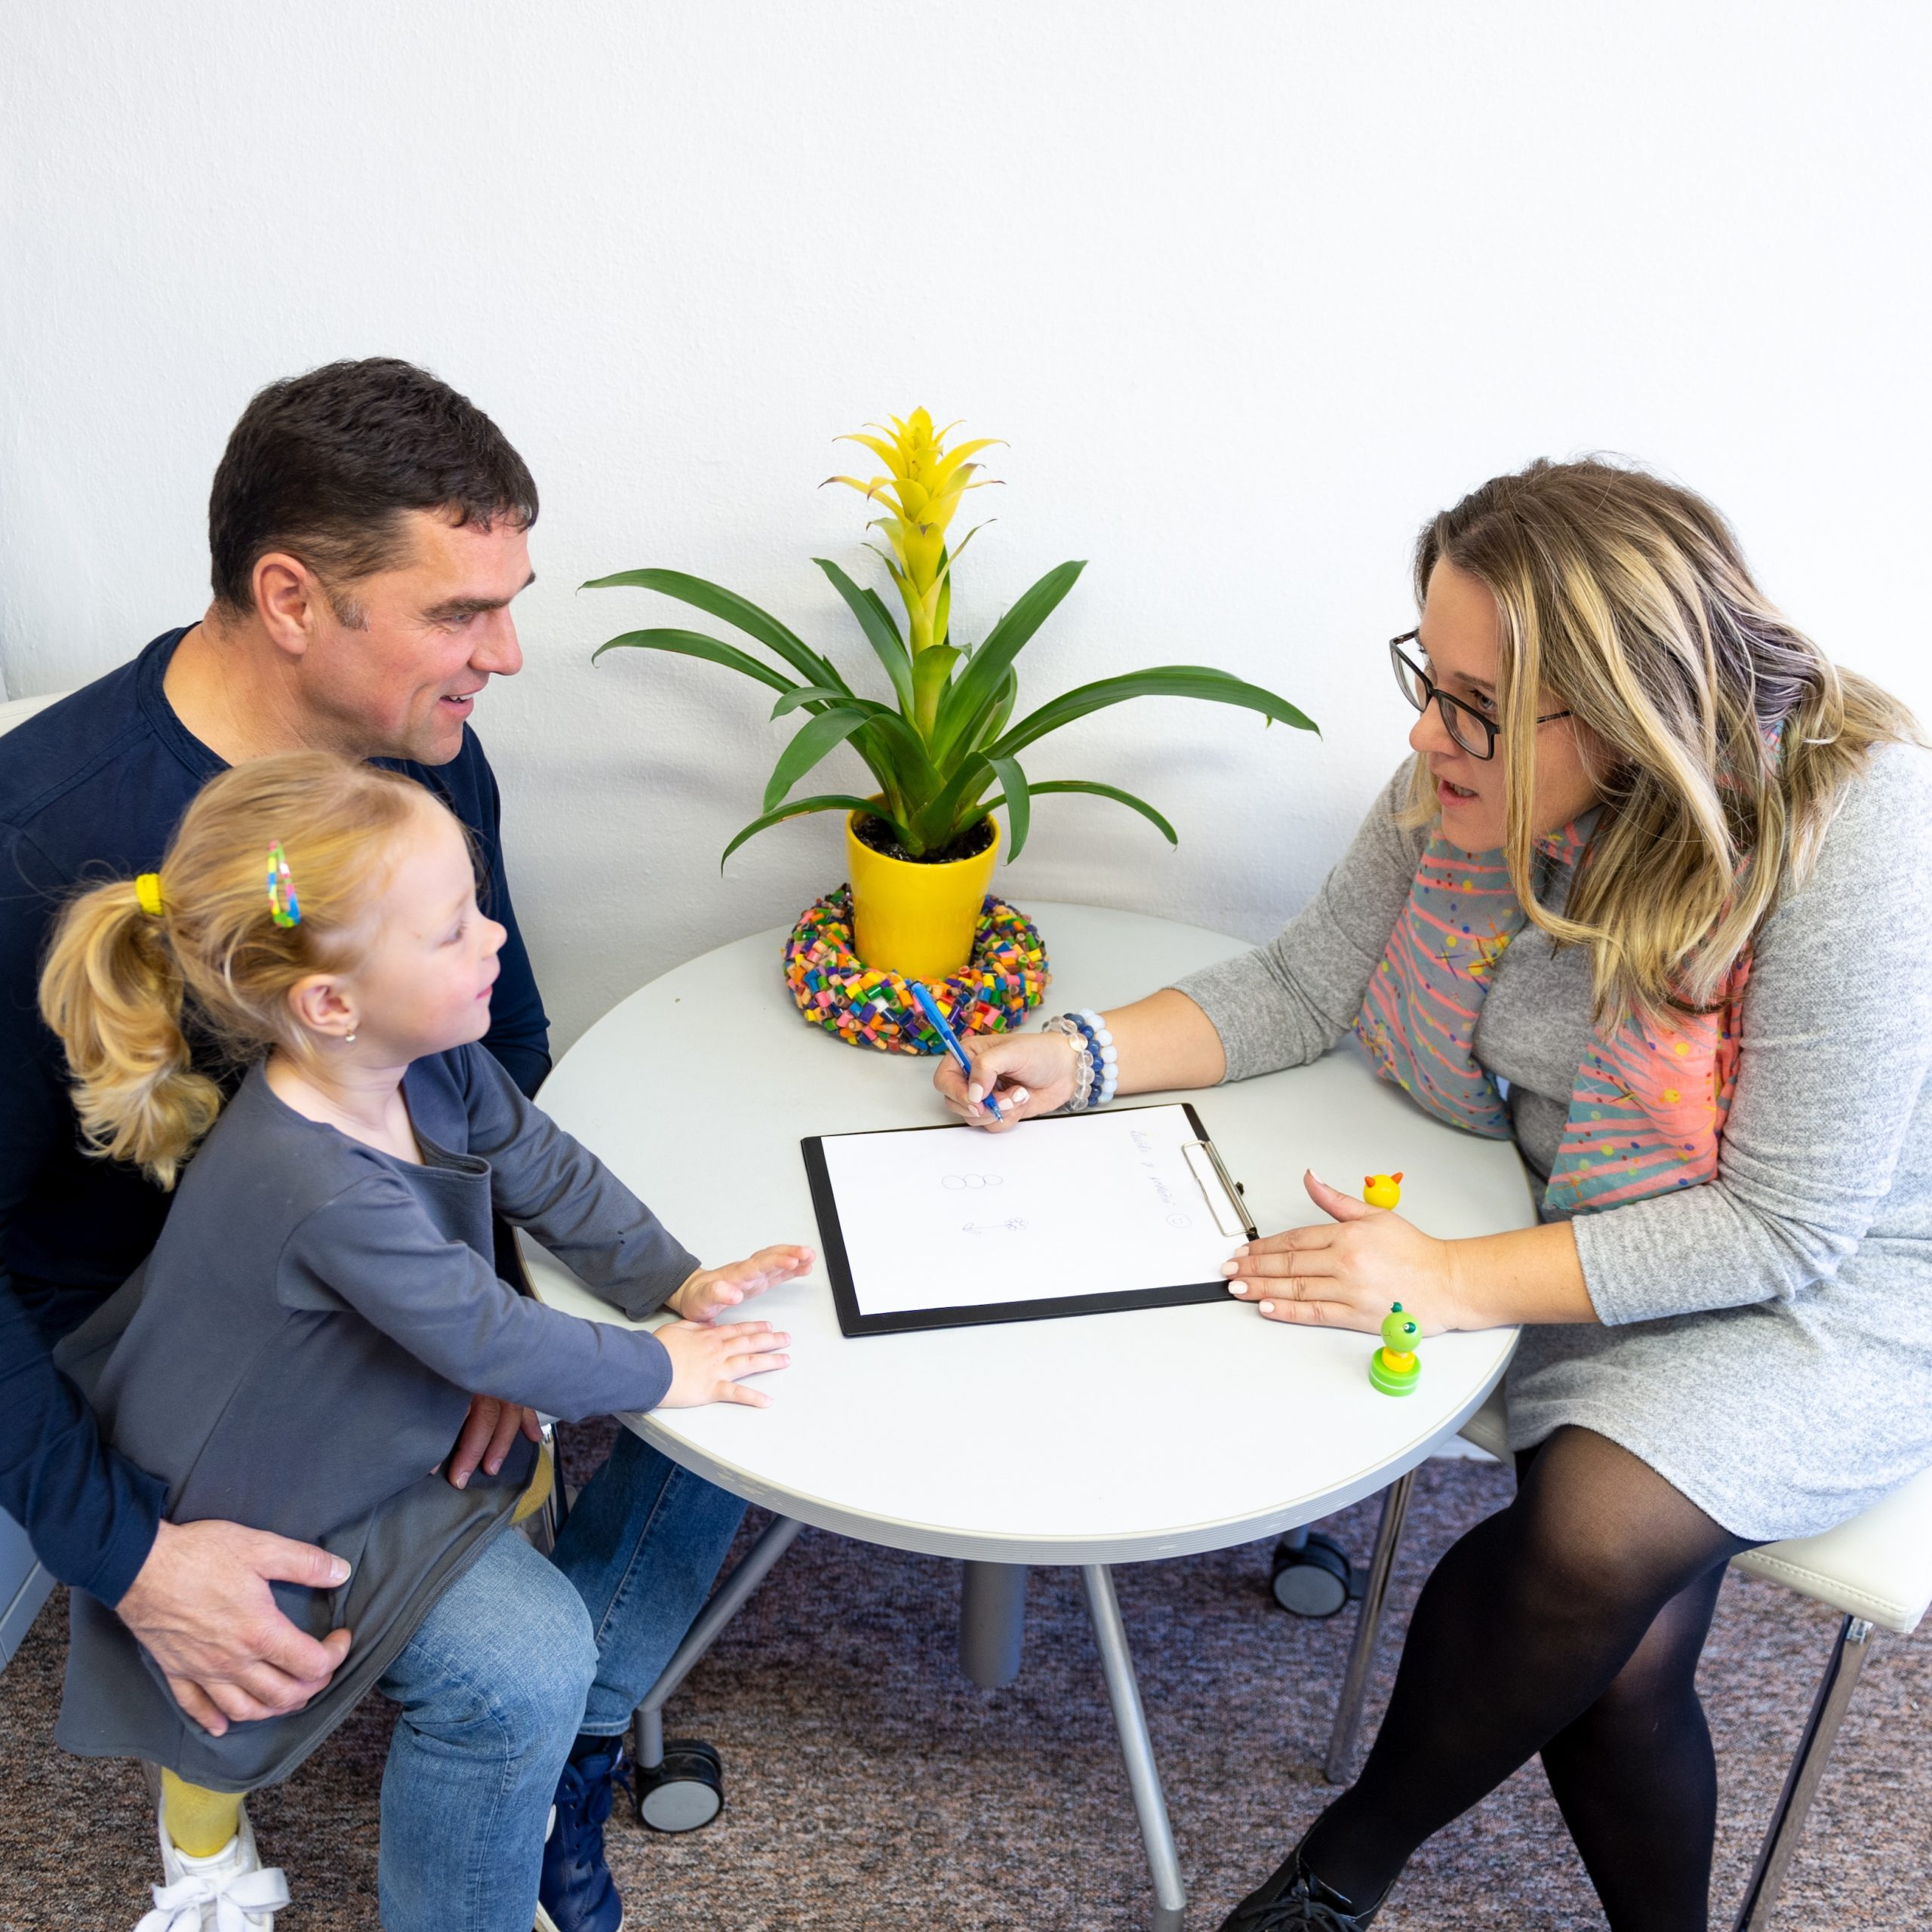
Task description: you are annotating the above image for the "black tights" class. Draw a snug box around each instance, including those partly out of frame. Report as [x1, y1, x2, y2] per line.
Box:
[1300, 1427, 1757, 1930]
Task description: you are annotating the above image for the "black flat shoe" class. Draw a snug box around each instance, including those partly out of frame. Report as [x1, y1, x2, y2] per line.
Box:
[1217, 1844, 1384, 1930]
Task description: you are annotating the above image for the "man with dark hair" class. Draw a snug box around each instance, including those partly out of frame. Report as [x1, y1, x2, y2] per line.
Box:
[0, 360, 746, 1932]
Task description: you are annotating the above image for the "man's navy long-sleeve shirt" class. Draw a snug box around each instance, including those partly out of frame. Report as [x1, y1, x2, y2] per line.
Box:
[0, 627, 551, 1605]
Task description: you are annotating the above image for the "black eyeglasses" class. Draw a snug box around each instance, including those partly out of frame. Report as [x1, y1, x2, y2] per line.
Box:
[1389, 632, 1571, 761]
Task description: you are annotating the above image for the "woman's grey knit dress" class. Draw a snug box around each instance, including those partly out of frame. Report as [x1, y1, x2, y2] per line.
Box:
[1174, 746, 1932, 1542]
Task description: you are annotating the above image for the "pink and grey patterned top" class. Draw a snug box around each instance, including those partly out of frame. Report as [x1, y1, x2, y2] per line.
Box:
[1174, 749, 1932, 1541]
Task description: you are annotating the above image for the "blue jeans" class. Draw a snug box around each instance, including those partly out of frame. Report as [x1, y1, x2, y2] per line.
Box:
[375, 1431, 747, 1932]
[550, 1426, 749, 1737]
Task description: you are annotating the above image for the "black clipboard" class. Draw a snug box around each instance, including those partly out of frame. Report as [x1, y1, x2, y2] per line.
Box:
[801, 1101, 1257, 1339]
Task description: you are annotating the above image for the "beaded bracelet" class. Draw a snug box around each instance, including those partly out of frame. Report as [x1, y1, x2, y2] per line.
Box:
[1044, 1010, 1118, 1110]
[1065, 1012, 1103, 1106]
[1042, 1016, 1097, 1111]
[1075, 1008, 1119, 1104]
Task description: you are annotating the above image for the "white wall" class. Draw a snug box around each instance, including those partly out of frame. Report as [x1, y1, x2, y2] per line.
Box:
[4, 2, 1927, 1053]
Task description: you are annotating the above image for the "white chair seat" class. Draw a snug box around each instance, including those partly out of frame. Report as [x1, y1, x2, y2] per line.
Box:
[1731, 1477, 1932, 1635]
[1457, 1389, 1932, 1634]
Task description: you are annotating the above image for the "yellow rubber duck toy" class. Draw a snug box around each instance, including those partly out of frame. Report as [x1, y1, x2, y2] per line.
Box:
[1363, 1172, 1404, 1211]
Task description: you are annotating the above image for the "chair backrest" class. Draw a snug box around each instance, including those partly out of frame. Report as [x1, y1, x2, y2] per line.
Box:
[0, 1512, 52, 1670]
[0, 686, 75, 1665]
[0, 691, 69, 737]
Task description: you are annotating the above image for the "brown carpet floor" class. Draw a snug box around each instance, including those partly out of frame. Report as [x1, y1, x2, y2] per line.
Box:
[3, 1431, 1926, 1930]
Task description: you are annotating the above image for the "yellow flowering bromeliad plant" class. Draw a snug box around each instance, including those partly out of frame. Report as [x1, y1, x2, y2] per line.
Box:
[585, 409, 1318, 866]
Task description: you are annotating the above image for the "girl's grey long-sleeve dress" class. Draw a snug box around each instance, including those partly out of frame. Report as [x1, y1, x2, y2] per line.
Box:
[1174, 746, 1932, 1543]
[54, 1041, 698, 1792]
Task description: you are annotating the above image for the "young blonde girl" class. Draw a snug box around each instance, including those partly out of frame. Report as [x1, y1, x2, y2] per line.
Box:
[42, 751, 810, 1932]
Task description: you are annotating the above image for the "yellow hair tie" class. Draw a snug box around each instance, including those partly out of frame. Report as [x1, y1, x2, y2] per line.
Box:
[134, 872, 165, 918]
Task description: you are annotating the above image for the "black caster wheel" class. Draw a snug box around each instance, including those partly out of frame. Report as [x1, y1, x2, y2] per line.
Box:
[632, 1738, 724, 1832]
[1269, 1531, 1359, 1618]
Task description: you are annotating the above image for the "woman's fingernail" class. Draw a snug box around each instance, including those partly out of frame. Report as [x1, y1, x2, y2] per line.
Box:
[1226, 1281, 1246, 1296]
[1259, 1300, 1275, 1315]
[1012, 1088, 1029, 1103]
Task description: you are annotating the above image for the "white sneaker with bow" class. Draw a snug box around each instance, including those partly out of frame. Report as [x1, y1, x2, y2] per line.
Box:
[135, 1802, 291, 1931]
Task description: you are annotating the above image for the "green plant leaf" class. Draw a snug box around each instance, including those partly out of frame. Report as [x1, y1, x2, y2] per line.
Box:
[763, 706, 875, 815]
[944, 665, 1018, 768]
[860, 586, 904, 648]
[814, 558, 915, 716]
[908, 755, 995, 853]
[931, 559, 1087, 761]
[719, 794, 891, 871]
[989, 666, 1319, 759]
[910, 643, 961, 739]
[986, 755, 1030, 862]
[591, 628, 798, 698]
[771, 685, 848, 718]
[862, 543, 910, 598]
[583, 568, 851, 695]
[1024, 779, 1179, 844]
[989, 666, 1020, 744]
[849, 705, 946, 798]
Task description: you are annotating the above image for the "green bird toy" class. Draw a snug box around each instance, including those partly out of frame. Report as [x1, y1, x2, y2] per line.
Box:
[1369, 1303, 1422, 1396]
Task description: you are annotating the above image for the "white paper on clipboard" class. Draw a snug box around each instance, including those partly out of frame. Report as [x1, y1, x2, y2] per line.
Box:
[814, 1102, 1247, 1320]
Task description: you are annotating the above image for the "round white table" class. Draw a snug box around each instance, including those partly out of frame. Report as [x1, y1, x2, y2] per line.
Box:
[521, 903, 1536, 1928]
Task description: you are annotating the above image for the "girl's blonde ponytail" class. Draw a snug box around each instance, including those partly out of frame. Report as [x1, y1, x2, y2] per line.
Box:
[38, 751, 426, 1189]
[37, 877, 222, 1190]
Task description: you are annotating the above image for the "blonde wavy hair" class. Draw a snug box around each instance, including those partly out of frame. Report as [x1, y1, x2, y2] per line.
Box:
[1407, 457, 1921, 1026]
[38, 752, 426, 1188]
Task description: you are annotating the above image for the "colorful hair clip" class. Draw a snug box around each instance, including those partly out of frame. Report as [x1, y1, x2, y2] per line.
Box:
[266, 841, 302, 928]
[134, 872, 165, 918]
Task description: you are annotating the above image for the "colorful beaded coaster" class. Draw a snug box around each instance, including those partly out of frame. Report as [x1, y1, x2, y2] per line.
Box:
[783, 887, 1051, 1054]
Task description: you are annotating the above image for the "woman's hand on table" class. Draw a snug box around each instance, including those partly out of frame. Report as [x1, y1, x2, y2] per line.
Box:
[657, 1318, 792, 1407]
[934, 1029, 1078, 1129]
[1223, 1171, 1457, 1335]
[668, 1244, 815, 1321]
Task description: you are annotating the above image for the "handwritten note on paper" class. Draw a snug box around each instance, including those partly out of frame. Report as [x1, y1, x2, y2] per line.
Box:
[815, 1104, 1246, 1320]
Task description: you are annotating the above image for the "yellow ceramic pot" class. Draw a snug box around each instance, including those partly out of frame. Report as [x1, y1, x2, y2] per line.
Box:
[845, 808, 1000, 981]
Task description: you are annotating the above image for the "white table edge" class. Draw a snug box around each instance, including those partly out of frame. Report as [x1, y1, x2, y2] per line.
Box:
[603, 1337, 1516, 1565]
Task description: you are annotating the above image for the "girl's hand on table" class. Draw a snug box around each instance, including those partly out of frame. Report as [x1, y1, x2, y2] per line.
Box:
[669, 1244, 815, 1322]
[657, 1318, 792, 1407]
[934, 1029, 1078, 1130]
[1223, 1170, 1456, 1335]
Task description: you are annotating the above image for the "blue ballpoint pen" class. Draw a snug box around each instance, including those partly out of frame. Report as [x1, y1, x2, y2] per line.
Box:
[912, 982, 1003, 1121]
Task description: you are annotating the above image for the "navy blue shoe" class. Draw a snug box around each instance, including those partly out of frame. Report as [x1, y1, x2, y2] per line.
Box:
[536, 1740, 632, 1932]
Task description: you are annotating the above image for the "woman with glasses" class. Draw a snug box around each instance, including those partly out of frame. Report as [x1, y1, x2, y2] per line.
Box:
[936, 458, 1932, 1932]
